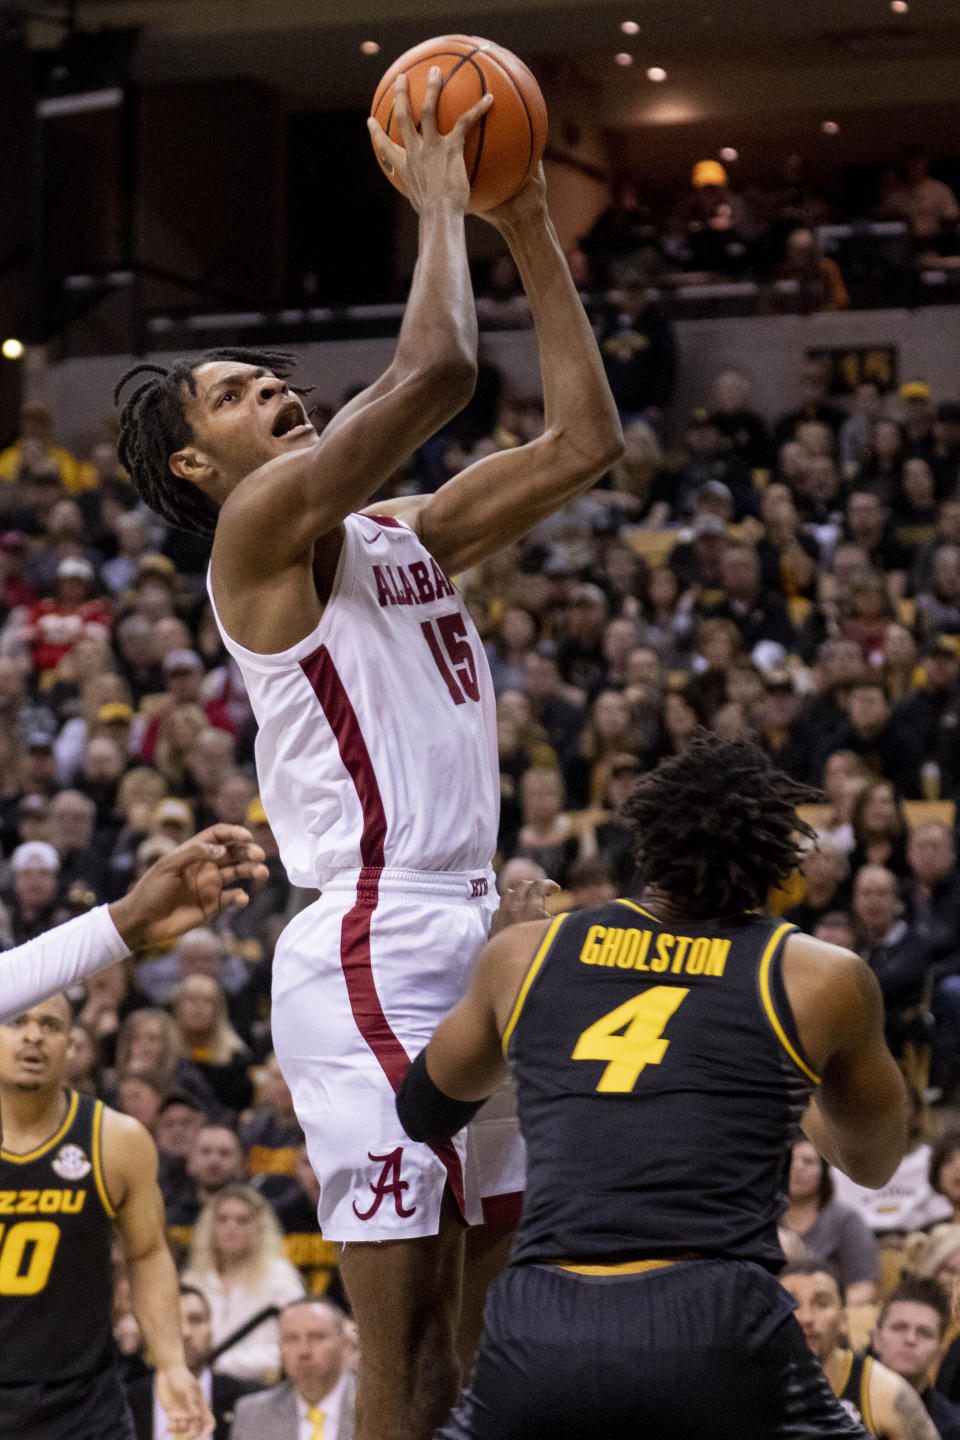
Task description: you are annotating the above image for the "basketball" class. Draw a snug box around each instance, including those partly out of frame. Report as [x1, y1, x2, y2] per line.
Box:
[370, 35, 548, 213]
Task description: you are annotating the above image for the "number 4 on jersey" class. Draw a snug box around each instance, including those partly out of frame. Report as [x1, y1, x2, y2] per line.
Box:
[572, 986, 689, 1093]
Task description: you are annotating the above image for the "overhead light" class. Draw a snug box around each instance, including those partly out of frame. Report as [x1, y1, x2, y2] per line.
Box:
[1, 339, 23, 360]
[615, 52, 634, 65]
[621, 20, 640, 34]
[646, 66, 667, 81]
[890, 0, 909, 11]
[360, 40, 380, 55]
[822, 120, 840, 135]
[719, 147, 738, 163]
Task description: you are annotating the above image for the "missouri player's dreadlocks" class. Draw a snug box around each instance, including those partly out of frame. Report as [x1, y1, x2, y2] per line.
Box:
[623, 730, 821, 918]
[113, 348, 301, 537]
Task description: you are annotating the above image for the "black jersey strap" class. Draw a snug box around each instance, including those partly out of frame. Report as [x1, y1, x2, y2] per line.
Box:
[396, 1049, 484, 1144]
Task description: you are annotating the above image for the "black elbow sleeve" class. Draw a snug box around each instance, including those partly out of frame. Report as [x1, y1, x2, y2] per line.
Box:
[396, 1049, 484, 1144]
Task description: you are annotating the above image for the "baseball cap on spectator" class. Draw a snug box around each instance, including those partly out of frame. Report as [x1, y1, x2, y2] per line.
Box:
[691, 160, 728, 188]
[0, 531, 27, 553]
[900, 380, 931, 401]
[752, 640, 790, 673]
[11, 841, 59, 873]
[136, 555, 176, 580]
[57, 557, 94, 583]
[98, 702, 133, 725]
[163, 649, 203, 675]
[152, 798, 193, 829]
[246, 797, 269, 826]
[924, 633, 959, 659]
[763, 669, 795, 693]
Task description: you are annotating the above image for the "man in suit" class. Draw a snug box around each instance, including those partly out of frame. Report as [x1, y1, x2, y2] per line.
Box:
[230, 1298, 355, 1440]
[127, 1285, 260, 1440]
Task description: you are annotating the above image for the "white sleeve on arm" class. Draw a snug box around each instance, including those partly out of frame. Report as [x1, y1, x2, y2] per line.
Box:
[0, 906, 131, 1022]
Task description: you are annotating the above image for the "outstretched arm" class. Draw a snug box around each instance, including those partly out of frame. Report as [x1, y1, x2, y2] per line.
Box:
[0, 825, 267, 1022]
[214, 71, 489, 575]
[368, 168, 624, 572]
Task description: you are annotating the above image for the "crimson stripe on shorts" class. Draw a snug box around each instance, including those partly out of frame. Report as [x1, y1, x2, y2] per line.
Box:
[300, 642, 466, 1218]
[365, 514, 403, 528]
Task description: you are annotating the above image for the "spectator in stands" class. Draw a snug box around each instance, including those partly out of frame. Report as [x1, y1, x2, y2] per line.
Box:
[6, 839, 60, 944]
[166, 1123, 246, 1254]
[852, 864, 933, 1058]
[578, 753, 640, 887]
[114, 1006, 220, 1114]
[0, 401, 91, 492]
[510, 767, 578, 886]
[776, 227, 850, 313]
[930, 1135, 960, 1227]
[634, 565, 697, 668]
[844, 491, 909, 594]
[48, 787, 108, 896]
[756, 484, 820, 600]
[848, 779, 910, 874]
[883, 145, 960, 243]
[241, 1053, 303, 1198]
[670, 411, 758, 522]
[579, 177, 656, 287]
[485, 607, 537, 697]
[892, 459, 939, 567]
[127, 1283, 262, 1440]
[784, 840, 851, 934]
[230, 1298, 355, 1440]
[781, 1139, 880, 1303]
[915, 545, 960, 639]
[170, 974, 253, 1115]
[680, 159, 752, 276]
[872, 1278, 960, 1440]
[900, 380, 938, 459]
[556, 582, 609, 693]
[595, 272, 677, 425]
[701, 541, 794, 651]
[709, 371, 773, 470]
[880, 623, 920, 704]
[839, 381, 886, 480]
[154, 1089, 207, 1214]
[114, 613, 165, 705]
[0, 529, 37, 611]
[26, 558, 112, 675]
[889, 635, 960, 797]
[773, 357, 846, 451]
[271, 1144, 342, 1302]
[931, 402, 960, 498]
[183, 1185, 305, 1383]
[856, 415, 906, 499]
[65, 1019, 102, 1096]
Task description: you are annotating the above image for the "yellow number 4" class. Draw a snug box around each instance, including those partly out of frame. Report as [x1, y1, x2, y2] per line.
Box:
[572, 986, 689, 1093]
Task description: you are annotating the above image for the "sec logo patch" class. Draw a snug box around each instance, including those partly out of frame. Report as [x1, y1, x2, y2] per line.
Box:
[52, 1144, 91, 1181]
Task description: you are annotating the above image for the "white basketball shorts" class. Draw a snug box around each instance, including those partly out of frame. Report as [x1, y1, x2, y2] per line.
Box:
[270, 866, 526, 1243]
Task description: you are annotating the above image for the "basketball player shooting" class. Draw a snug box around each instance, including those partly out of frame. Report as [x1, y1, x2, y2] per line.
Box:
[114, 67, 623, 1440]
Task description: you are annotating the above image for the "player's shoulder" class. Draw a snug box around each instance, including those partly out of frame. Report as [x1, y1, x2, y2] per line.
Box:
[782, 931, 883, 1062]
[868, 1356, 938, 1439]
[99, 1105, 158, 1172]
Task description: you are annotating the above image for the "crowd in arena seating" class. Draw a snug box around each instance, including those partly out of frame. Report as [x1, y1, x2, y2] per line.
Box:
[2, 331, 960, 1421]
[473, 145, 960, 317]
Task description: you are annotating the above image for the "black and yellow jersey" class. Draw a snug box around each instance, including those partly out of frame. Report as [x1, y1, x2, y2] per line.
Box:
[0, 1089, 116, 1387]
[505, 900, 817, 1269]
[834, 1349, 878, 1434]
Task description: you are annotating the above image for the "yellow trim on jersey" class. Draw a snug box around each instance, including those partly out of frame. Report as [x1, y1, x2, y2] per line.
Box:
[831, 1348, 854, 1400]
[556, 1258, 677, 1276]
[615, 898, 660, 923]
[0, 1089, 78, 1164]
[758, 922, 821, 1084]
[860, 1354, 875, 1435]
[501, 914, 568, 1056]
[91, 1101, 116, 1219]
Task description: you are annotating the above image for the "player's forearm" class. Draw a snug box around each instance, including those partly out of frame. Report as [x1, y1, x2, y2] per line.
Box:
[0, 907, 129, 1022]
[802, 1090, 907, 1189]
[393, 198, 478, 398]
[130, 1241, 188, 1372]
[498, 206, 622, 471]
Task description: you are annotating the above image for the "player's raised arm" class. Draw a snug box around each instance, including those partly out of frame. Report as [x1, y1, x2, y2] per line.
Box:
[208, 70, 490, 574]
[786, 933, 908, 1188]
[369, 166, 625, 572]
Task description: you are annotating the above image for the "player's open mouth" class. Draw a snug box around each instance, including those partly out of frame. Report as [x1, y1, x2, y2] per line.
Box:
[271, 401, 310, 438]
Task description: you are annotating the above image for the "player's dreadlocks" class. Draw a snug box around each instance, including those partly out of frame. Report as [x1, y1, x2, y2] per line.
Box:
[113, 348, 301, 537]
[623, 730, 821, 918]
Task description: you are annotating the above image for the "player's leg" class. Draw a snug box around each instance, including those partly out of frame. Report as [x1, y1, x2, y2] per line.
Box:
[339, 1189, 466, 1440]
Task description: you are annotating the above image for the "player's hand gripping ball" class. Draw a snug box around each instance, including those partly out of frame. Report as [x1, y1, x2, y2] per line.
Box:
[370, 35, 548, 213]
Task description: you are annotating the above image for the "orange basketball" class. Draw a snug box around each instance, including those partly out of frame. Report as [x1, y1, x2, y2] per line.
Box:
[370, 35, 548, 213]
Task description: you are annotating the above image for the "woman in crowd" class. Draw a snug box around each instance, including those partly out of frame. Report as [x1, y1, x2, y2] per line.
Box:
[183, 1185, 305, 1382]
[565, 688, 640, 809]
[65, 1019, 103, 1096]
[881, 622, 920, 703]
[114, 1004, 220, 1114]
[484, 606, 538, 696]
[510, 766, 579, 887]
[930, 1131, 960, 1227]
[686, 618, 743, 723]
[816, 749, 869, 853]
[635, 565, 697, 669]
[780, 1138, 880, 1304]
[170, 973, 253, 1115]
[849, 778, 911, 878]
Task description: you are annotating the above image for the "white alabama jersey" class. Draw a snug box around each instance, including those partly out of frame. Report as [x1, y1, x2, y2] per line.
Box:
[207, 513, 500, 888]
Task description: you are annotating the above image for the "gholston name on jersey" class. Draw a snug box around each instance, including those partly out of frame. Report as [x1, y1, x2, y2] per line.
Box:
[580, 925, 731, 978]
[372, 561, 455, 609]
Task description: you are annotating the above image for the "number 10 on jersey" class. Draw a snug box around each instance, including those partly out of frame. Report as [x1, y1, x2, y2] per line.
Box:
[421, 613, 480, 706]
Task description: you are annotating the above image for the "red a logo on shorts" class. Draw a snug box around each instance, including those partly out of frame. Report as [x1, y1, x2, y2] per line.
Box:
[353, 1147, 417, 1220]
